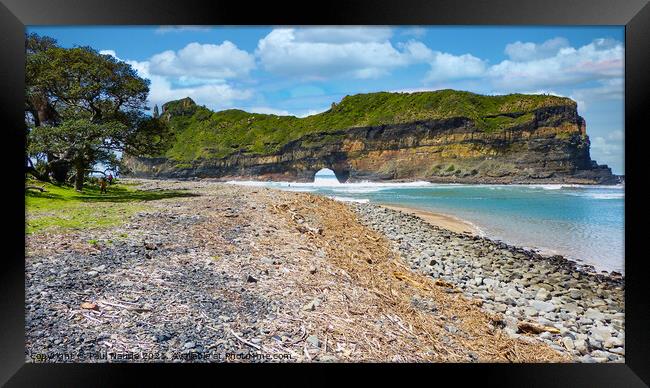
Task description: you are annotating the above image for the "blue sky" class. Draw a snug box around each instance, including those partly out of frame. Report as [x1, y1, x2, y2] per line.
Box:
[28, 26, 625, 174]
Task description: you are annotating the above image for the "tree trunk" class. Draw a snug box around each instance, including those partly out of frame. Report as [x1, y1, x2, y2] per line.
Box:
[74, 162, 85, 191]
[51, 166, 70, 183]
[49, 159, 71, 183]
[26, 166, 50, 182]
[30, 93, 60, 127]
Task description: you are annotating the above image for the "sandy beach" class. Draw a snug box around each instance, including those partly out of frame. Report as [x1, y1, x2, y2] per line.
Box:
[379, 204, 481, 235]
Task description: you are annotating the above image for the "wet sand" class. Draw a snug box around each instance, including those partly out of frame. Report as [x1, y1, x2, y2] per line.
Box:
[379, 204, 481, 235]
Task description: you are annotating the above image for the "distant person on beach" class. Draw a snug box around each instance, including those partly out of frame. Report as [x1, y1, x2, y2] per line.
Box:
[99, 178, 107, 194]
[107, 173, 114, 184]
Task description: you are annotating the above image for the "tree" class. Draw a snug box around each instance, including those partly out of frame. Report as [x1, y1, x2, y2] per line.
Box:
[25, 33, 61, 182]
[29, 116, 171, 191]
[25, 33, 60, 127]
[29, 120, 124, 190]
[25, 33, 171, 190]
[153, 104, 160, 119]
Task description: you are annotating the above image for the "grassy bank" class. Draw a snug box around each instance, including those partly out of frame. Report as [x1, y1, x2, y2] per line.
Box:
[25, 179, 194, 234]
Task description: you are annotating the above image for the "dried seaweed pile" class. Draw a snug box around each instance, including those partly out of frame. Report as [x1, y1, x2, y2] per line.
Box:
[260, 191, 568, 362]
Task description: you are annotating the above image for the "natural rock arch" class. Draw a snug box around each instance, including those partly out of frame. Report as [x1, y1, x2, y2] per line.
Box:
[313, 167, 351, 183]
[306, 162, 350, 183]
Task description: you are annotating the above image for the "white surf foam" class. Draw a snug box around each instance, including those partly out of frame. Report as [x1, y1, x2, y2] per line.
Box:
[227, 179, 433, 191]
[566, 192, 625, 200]
[329, 196, 370, 203]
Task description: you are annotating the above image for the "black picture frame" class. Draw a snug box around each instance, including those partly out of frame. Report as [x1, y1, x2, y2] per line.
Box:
[1, 0, 648, 386]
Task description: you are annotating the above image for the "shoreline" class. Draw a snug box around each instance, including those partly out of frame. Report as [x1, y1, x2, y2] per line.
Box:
[378, 204, 482, 236]
[351, 201, 625, 363]
[375, 203, 623, 278]
[361, 202, 624, 284]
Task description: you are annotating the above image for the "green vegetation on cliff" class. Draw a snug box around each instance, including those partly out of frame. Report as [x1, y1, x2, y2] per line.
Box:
[160, 90, 576, 162]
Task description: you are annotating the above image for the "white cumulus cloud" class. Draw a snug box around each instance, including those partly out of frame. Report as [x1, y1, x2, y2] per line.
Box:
[155, 26, 212, 34]
[148, 41, 256, 80]
[239, 106, 327, 118]
[572, 78, 624, 104]
[401, 27, 427, 38]
[99, 49, 118, 58]
[488, 38, 623, 90]
[256, 28, 410, 79]
[399, 40, 488, 82]
[256, 29, 490, 82]
[504, 37, 570, 62]
[292, 27, 393, 43]
[245, 106, 293, 116]
[425, 52, 487, 82]
[591, 130, 625, 157]
[101, 50, 253, 111]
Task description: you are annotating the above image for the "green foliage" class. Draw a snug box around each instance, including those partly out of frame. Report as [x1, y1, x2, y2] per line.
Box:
[446, 164, 456, 172]
[158, 90, 576, 162]
[161, 97, 199, 118]
[26, 35, 150, 125]
[29, 119, 127, 164]
[25, 179, 196, 234]
[124, 116, 174, 157]
[480, 113, 535, 133]
[28, 117, 172, 188]
[25, 33, 172, 189]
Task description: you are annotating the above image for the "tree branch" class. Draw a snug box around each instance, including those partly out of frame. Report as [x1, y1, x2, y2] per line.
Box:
[88, 170, 107, 176]
[26, 185, 47, 192]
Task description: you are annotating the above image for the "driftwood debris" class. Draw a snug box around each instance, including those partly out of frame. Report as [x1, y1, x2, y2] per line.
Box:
[80, 302, 99, 311]
[230, 329, 261, 350]
[518, 321, 561, 334]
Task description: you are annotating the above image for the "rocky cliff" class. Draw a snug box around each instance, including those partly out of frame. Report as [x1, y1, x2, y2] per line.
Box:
[123, 90, 619, 184]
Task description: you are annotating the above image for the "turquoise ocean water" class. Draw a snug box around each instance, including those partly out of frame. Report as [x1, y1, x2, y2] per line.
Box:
[229, 173, 625, 274]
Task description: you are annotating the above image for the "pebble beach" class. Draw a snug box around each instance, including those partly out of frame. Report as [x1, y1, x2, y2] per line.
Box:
[352, 203, 625, 363]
